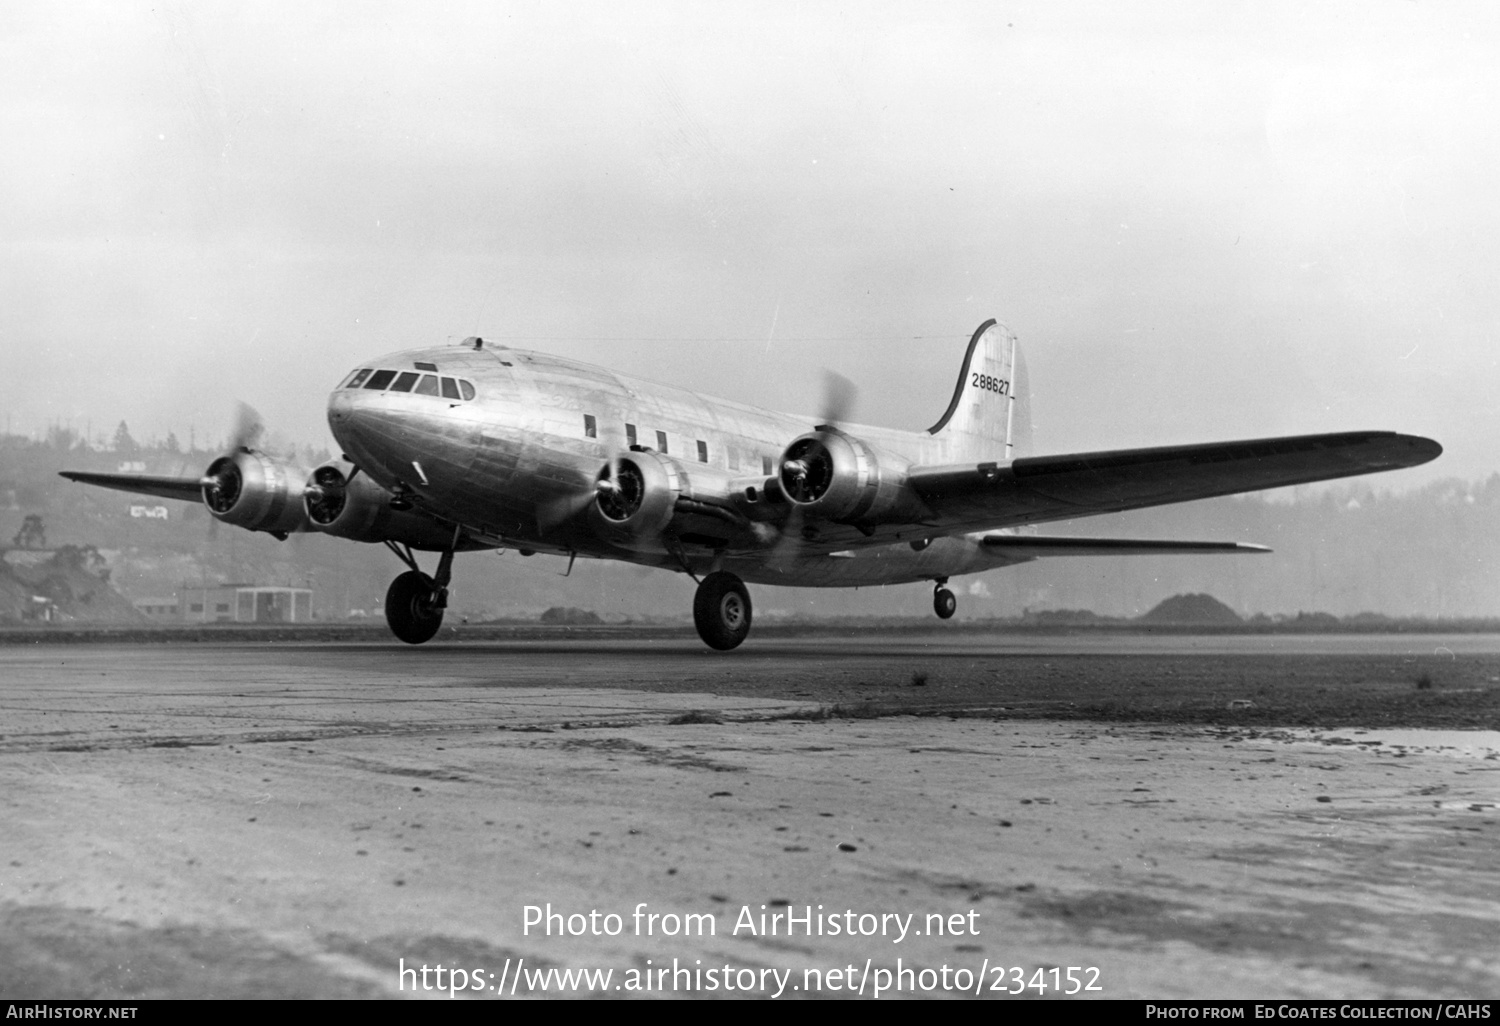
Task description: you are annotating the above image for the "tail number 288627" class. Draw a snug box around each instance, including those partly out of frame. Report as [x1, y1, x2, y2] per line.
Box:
[971, 372, 1010, 395]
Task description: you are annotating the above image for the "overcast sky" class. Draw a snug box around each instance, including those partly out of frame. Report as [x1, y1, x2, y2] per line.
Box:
[3, 1, 1496, 484]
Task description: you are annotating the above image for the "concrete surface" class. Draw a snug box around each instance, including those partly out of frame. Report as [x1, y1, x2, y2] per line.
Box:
[0, 637, 1497, 999]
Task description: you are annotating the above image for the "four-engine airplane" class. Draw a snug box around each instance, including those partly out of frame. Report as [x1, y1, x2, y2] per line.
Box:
[62, 319, 1441, 649]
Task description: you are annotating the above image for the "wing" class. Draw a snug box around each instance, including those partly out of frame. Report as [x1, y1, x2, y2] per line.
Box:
[909, 430, 1440, 532]
[59, 471, 203, 503]
[982, 535, 1269, 557]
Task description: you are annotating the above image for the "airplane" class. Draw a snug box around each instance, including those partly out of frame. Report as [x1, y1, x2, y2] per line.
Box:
[61, 319, 1441, 649]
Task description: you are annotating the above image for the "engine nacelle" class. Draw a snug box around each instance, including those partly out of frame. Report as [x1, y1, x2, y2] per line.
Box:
[777, 428, 922, 525]
[587, 449, 686, 551]
[201, 450, 310, 537]
[303, 461, 458, 549]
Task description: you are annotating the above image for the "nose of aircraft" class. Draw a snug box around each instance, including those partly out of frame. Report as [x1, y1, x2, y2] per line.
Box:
[326, 386, 401, 478]
[325, 386, 360, 449]
[326, 379, 476, 495]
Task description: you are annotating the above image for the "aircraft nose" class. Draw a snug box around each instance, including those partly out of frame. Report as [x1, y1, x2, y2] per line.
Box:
[326, 387, 361, 431]
[326, 387, 389, 466]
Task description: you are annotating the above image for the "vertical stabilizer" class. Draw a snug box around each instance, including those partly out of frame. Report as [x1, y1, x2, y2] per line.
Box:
[927, 319, 1030, 461]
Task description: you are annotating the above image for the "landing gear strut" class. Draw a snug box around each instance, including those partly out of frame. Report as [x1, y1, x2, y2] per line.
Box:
[383, 537, 457, 645]
[933, 578, 957, 620]
[694, 571, 752, 651]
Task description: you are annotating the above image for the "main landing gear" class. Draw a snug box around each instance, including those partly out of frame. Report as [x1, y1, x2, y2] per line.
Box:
[384, 540, 456, 645]
[694, 571, 753, 651]
[933, 578, 957, 620]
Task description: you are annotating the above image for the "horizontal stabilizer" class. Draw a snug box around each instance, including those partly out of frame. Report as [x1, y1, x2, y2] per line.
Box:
[59, 471, 203, 503]
[910, 431, 1441, 530]
[982, 534, 1269, 557]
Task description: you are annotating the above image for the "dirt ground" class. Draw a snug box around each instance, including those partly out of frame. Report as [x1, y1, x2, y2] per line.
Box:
[0, 633, 1496, 999]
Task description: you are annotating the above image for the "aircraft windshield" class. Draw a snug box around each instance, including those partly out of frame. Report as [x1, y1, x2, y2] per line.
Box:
[349, 367, 477, 401]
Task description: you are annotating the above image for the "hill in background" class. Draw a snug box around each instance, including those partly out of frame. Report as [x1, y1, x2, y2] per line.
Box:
[0, 545, 144, 624]
[1138, 593, 1242, 625]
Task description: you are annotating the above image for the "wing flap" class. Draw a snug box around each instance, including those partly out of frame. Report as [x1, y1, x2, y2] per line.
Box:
[982, 534, 1269, 557]
[59, 471, 204, 503]
[910, 431, 1440, 529]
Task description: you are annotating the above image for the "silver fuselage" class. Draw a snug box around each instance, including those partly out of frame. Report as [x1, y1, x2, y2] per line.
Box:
[327, 343, 1026, 587]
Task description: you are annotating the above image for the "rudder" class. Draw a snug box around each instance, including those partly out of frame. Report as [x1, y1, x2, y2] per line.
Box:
[927, 319, 1030, 461]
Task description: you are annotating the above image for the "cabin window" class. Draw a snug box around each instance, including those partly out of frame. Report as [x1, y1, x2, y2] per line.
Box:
[390, 371, 420, 392]
[696, 440, 708, 463]
[626, 423, 637, 446]
[413, 374, 440, 396]
[215, 603, 230, 613]
[656, 430, 668, 454]
[190, 603, 203, 613]
[440, 377, 461, 400]
[459, 380, 476, 401]
[414, 361, 438, 371]
[584, 414, 597, 438]
[363, 369, 396, 390]
[762, 455, 774, 475]
[343, 369, 372, 389]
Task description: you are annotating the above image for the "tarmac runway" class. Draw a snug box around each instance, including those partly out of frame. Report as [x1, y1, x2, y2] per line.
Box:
[1, 633, 1497, 999]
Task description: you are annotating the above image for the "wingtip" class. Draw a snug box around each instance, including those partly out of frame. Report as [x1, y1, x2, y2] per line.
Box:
[1407, 434, 1443, 465]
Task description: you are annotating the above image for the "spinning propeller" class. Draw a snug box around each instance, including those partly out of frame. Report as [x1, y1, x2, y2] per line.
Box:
[537, 437, 637, 532]
[769, 369, 859, 565]
[198, 403, 264, 531]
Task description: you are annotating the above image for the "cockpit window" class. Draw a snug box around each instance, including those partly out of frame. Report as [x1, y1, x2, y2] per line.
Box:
[356, 368, 476, 400]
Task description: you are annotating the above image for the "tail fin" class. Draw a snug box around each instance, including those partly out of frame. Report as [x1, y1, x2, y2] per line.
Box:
[927, 319, 1031, 461]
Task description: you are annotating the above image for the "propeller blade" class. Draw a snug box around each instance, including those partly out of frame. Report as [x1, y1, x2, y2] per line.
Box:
[765, 505, 807, 573]
[230, 401, 264, 452]
[537, 437, 623, 532]
[819, 369, 857, 427]
[537, 489, 597, 532]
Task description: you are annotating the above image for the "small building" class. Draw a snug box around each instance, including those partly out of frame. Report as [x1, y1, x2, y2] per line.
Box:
[25, 595, 58, 623]
[133, 597, 181, 620]
[179, 583, 313, 623]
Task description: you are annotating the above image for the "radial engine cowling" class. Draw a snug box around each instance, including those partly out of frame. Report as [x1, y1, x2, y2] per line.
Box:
[777, 428, 919, 525]
[587, 450, 686, 551]
[303, 461, 457, 549]
[201, 450, 310, 536]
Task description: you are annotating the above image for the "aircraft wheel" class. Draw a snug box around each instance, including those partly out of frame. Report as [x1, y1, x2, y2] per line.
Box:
[933, 586, 957, 620]
[386, 570, 444, 644]
[693, 571, 753, 651]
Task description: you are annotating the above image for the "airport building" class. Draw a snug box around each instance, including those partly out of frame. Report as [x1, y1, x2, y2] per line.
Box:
[133, 597, 181, 620]
[178, 584, 314, 623]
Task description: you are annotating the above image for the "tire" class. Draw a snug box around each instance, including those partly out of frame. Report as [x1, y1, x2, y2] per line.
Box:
[386, 570, 444, 644]
[693, 572, 753, 651]
[933, 586, 957, 620]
